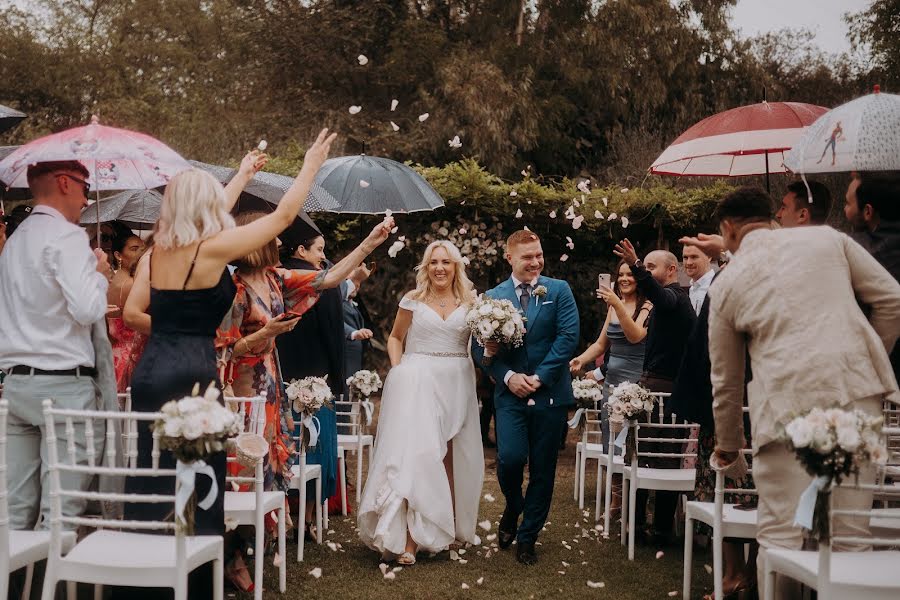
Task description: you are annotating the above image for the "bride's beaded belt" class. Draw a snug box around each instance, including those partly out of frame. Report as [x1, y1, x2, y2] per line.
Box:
[410, 351, 469, 358]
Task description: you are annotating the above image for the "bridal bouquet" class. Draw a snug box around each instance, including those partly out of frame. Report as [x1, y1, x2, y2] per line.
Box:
[607, 382, 656, 461]
[346, 369, 383, 398]
[153, 383, 241, 534]
[782, 407, 887, 541]
[465, 295, 526, 348]
[568, 378, 604, 430]
[286, 376, 333, 450]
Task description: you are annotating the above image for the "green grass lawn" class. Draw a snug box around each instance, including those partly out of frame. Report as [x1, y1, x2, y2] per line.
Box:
[237, 438, 717, 599]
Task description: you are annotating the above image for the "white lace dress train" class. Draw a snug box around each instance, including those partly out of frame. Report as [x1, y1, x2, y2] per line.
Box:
[358, 297, 484, 557]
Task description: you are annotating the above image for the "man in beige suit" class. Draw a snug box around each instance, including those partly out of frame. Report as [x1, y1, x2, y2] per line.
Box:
[707, 187, 900, 599]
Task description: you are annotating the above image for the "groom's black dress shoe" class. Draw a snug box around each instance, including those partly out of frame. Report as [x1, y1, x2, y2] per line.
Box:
[516, 541, 538, 565]
[498, 507, 517, 549]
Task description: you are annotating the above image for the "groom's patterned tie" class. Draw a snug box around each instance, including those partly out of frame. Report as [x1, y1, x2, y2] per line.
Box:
[518, 283, 532, 312]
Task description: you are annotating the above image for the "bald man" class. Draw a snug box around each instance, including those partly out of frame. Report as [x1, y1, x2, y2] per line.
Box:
[613, 241, 696, 546]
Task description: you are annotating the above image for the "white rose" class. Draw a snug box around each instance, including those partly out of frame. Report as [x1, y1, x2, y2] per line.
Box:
[501, 320, 516, 338]
[630, 397, 643, 409]
[182, 417, 204, 441]
[491, 307, 505, 319]
[812, 429, 836, 454]
[785, 418, 814, 448]
[836, 426, 861, 452]
[164, 418, 183, 438]
[478, 303, 493, 316]
[806, 409, 828, 430]
[477, 320, 494, 339]
[870, 444, 888, 465]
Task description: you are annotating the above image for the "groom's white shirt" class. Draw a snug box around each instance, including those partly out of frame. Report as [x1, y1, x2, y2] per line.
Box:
[502, 275, 540, 386]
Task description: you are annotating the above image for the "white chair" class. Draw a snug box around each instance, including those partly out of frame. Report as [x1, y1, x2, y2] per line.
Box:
[118, 387, 139, 469]
[763, 429, 900, 600]
[573, 408, 603, 511]
[40, 400, 224, 600]
[0, 400, 77, 600]
[335, 392, 374, 509]
[683, 448, 757, 599]
[223, 396, 286, 599]
[289, 427, 323, 562]
[621, 418, 698, 560]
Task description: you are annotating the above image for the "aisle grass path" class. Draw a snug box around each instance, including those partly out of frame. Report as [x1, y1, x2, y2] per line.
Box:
[238, 440, 716, 599]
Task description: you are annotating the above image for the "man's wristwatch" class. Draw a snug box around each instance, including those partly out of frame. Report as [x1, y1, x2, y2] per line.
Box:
[632, 259, 643, 269]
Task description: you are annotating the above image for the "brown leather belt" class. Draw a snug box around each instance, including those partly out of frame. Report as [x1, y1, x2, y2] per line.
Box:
[7, 365, 97, 377]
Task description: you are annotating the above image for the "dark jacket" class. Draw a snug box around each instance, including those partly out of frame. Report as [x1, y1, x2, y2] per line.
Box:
[276, 257, 345, 397]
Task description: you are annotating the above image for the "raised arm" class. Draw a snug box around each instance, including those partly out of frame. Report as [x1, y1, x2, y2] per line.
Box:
[223, 150, 269, 211]
[205, 129, 337, 264]
[387, 304, 414, 367]
[123, 252, 152, 335]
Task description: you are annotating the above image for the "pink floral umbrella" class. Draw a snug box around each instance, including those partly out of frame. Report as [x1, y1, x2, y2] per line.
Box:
[0, 115, 190, 192]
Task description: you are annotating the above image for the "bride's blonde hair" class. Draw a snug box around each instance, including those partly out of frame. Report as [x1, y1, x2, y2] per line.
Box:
[410, 240, 476, 306]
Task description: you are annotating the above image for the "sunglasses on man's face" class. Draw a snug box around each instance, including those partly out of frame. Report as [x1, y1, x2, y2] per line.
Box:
[56, 173, 91, 195]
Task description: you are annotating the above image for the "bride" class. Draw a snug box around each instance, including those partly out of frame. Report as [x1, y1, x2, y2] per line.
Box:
[358, 240, 484, 564]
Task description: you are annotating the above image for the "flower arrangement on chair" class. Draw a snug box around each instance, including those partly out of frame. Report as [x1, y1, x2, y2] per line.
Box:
[286, 376, 333, 451]
[567, 378, 604, 430]
[153, 383, 241, 534]
[782, 407, 887, 542]
[347, 370, 383, 427]
[606, 382, 656, 462]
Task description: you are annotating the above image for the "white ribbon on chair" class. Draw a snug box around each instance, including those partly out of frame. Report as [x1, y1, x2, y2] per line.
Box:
[301, 415, 321, 448]
[793, 475, 830, 529]
[360, 399, 375, 427]
[567, 408, 586, 429]
[613, 421, 630, 449]
[175, 460, 218, 519]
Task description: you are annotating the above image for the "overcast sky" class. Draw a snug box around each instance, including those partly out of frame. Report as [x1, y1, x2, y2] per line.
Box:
[730, 0, 871, 55]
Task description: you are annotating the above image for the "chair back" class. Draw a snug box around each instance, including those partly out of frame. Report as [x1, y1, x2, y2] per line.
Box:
[334, 394, 362, 438]
[118, 387, 138, 468]
[580, 408, 603, 447]
[223, 395, 266, 437]
[632, 419, 699, 470]
[652, 392, 671, 424]
[821, 426, 900, 598]
[41, 400, 193, 578]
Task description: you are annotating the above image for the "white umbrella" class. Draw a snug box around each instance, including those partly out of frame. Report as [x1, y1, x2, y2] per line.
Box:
[784, 86, 900, 174]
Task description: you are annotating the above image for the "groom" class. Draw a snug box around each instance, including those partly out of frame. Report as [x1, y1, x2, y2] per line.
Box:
[472, 230, 579, 564]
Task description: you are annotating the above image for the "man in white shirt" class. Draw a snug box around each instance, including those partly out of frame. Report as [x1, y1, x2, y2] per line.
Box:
[683, 243, 713, 315]
[0, 160, 111, 529]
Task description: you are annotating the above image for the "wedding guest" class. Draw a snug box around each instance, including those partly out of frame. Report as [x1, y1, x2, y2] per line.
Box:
[276, 234, 345, 535]
[0, 160, 111, 529]
[707, 186, 900, 599]
[775, 180, 832, 227]
[121, 130, 342, 599]
[85, 221, 116, 262]
[2, 204, 32, 242]
[682, 244, 713, 315]
[343, 263, 374, 395]
[569, 259, 651, 516]
[613, 242, 695, 546]
[107, 231, 145, 392]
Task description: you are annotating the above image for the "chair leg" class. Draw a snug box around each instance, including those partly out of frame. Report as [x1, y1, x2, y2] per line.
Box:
[713, 521, 723, 600]
[573, 447, 580, 500]
[175, 574, 187, 600]
[317, 478, 324, 544]
[68, 581, 78, 600]
[278, 504, 287, 592]
[595, 460, 603, 522]
[92, 583, 102, 600]
[604, 465, 614, 537]
[40, 559, 56, 600]
[213, 547, 224, 600]
[620, 477, 629, 546]
[627, 481, 637, 560]
[254, 513, 263, 600]
[764, 561, 775, 600]
[339, 456, 348, 516]
[21, 564, 34, 600]
[683, 515, 694, 599]
[578, 453, 586, 510]
[356, 446, 365, 506]
[298, 476, 307, 562]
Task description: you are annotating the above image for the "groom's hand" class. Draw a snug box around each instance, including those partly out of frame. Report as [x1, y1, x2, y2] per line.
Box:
[483, 340, 500, 357]
[508, 373, 538, 398]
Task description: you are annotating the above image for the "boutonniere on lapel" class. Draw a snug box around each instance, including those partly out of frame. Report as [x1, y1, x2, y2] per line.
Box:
[533, 285, 548, 299]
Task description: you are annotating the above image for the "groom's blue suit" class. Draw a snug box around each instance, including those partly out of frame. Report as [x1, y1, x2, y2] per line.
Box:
[472, 275, 579, 544]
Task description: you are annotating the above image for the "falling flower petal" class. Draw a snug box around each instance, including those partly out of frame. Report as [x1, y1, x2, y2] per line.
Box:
[577, 180, 591, 194]
[607, 213, 618, 221]
[390, 121, 400, 132]
[509, 190, 518, 197]
[587, 581, 605, 589]
[515, 209, 523, 218]
[390, 226, 398, 234]
[359, 180, 370, 188]
[656, 551, 664, 559]
[594, 210, 603, 219]
[449, 135, 462, 149]
[477, 577, 484, 585]
[418, 113, 429, 122]
[383, 572, 396, 581]
[247, 547, 254, 556]
[231, 481, 240, 491]
[379, 563, 389, 575]
[479, 520, 492, 531]
[257, 140, 268, 152]
[558, 571, 566, 575]
[349, 105, 362, 114]
[521, 169, 528, 177]
[357, 54, 368, 65]
[621, 188, 630, 193]
[527, 399, 536, 406]
[385, 209, 393, 217]
[560, 254, 569, 262]
[387, 241, 405, 258]
[273, 553, 282, 567]
[308, 567, 322, 579]
[524, 225, 530, 231]
[621, 216, 629, 228]
[224, 517, 238, 532]
[461, 583, 470, 590]
[668, 592, 678, 597]
[562, 561, 570, 568]
[549, 210, 557, 218]
[704, 564, 713, 574]
[391, 99, 399, 111]
[566, 236, 574, 250]
[327, 542, 338, 551]
[572, 215, 585, 230]
[398, 235, 406, 241]
[484, 493, 496, 502]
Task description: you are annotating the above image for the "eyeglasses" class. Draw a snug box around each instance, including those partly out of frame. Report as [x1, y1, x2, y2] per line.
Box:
[56, 174, 91, 195]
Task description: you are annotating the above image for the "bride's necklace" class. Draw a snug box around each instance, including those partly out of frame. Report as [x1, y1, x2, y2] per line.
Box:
[432, 293, 456, 308]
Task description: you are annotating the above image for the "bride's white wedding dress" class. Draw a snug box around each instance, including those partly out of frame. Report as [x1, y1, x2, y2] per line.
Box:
[358, 296, 484, 557]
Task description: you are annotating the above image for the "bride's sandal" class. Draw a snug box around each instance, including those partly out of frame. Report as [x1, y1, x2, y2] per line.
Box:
[448, 540, 466, 552]
[397, 552, 417, 565]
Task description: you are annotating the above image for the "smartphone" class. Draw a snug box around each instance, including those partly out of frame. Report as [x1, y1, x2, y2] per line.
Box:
[598, 273, 611, 290]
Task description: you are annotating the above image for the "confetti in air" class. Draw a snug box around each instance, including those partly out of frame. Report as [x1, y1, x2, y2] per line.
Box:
[348, 106, 362, 114]
[357, 54, 368, 65]
[390, 121, 400, 131]
[449, 135, 462, 149]
[359, 180, 370, 188]
[391, 99, 399, 111]
[418, 113, 430, 122]
[257, 140, 267, 151]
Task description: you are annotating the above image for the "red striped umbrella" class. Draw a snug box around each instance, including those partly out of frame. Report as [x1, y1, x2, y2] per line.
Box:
[650, 101, 828, 188]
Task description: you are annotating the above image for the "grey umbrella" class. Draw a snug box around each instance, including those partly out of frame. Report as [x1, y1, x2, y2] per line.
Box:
[311, 155, 445, 215]
[0, 104, 26, 135]
[79, 189, 162, 230]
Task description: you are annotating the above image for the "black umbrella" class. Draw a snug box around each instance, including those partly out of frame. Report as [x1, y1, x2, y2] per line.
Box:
[79, 189, 162, 230]
[0, 104, 26, 135]
[311, 155, 444, 215]
[189, 161, 323, 242]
